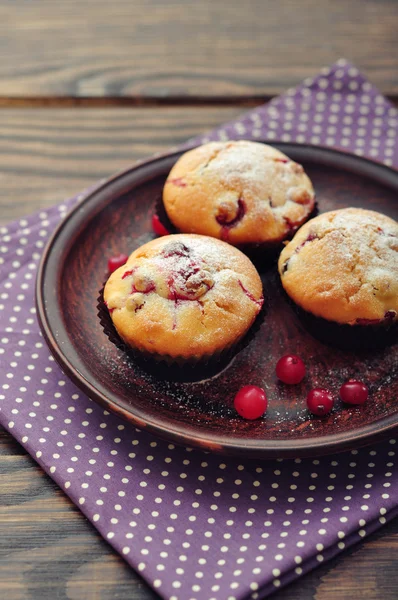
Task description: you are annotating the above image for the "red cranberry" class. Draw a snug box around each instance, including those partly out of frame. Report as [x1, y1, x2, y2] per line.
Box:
[340, 379, 368, 405]
[384, 310, 396, 321]
[216, 198, 246, 226]
[307, 388, 334, 416]
[152, 214, 170, 236]
[283, 215, 301, 233]
[108, 253, 128, 274]
[276, 355, 306, 384]
[238, 280, 264, 309]
[168, 177, 187, 188]
[162, 241, 190, 258]
[234, 386, 267, 420]
[296, 233, 318, 253]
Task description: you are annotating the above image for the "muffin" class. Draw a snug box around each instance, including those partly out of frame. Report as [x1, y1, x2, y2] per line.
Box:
[278, 208, 398, 348]
[103, 234, 263, 363]
[163, 141, 315, 247]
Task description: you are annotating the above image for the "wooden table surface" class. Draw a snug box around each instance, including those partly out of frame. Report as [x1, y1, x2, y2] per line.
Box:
[1, 1, 397, 598]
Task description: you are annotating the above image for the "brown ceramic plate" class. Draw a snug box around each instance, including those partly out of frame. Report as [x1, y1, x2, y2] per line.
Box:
[36, 144, 398, 458]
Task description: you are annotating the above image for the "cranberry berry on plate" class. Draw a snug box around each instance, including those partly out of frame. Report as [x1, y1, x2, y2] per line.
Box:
[276, 354, 306, 384]
[340, 379, 369, 405]
[234, 386, 267, 420]
[306, 388, 334, 416]
[108, 253, 128, 274]
[152, 214, 170, 237]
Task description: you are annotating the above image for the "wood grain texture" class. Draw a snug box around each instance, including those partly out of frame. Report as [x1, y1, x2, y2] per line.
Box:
[0, 107, 241, 222]
[0, 0, 397, 99]
[1, 429, 397, 599]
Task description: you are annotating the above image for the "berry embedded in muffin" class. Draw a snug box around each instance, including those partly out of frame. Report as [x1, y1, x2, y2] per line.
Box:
[163, 141, 315, 247]
[278, 208, 398, 347]
[103, 234, 263, 362]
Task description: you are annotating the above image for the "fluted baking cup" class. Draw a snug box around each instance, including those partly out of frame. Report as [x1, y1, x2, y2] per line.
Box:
[97, 282, 267, 382]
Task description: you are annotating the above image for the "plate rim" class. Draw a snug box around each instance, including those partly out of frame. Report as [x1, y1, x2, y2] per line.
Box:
[35, 142, 398, 458]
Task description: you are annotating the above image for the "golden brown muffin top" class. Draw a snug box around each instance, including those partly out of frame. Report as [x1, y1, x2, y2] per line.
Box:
[278, 208, 398, 325]
[163, 141, 315, 246]
[104, 234, 263, 359]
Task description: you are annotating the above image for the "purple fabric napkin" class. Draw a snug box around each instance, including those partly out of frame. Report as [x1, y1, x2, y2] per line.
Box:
[1, 59, 397, 600]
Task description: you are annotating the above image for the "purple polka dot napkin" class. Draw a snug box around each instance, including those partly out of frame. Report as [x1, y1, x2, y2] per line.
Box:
[1, 60, 397, 600]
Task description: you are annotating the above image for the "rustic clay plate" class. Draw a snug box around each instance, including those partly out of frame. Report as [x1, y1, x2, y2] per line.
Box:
[36, 144, 398, 458]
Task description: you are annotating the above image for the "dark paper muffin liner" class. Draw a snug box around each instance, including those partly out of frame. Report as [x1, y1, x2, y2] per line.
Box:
[97, 282, 267, 382]
[154, 194, 318, 269]
[281, 284, 398, 351]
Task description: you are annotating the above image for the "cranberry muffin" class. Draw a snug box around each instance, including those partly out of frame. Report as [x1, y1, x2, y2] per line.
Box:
[278, 208, 398, 348]
[104, 234, 263, 362]
[162, 141, 315, 247]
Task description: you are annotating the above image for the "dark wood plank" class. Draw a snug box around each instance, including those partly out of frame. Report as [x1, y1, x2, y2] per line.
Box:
[1, 428, 397, 599]
[274, 517, 398, 600]
[0, 106, 241, 223]
[0, 0, 397, 99]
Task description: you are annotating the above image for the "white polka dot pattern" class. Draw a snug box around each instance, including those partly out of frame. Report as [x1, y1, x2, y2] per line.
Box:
[0, 61, 397, 600]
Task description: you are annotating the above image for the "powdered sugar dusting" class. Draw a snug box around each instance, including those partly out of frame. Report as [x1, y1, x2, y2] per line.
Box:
[104, 235, 263, 357]
[200, 142, 313, 212]
[280, 208, 398, 324]
[164, 140, 316, 245]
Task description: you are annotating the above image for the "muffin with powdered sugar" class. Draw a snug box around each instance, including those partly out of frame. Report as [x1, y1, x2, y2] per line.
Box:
[103, 234, 263, 364]
[162, 141, 315, 249]
[278, 208, 398, 349]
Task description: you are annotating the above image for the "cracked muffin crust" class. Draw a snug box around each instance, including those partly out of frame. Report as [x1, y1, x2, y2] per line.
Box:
[104, 234, 263, 361]
[163, 141, 315, 247]
[278, 208, 398, 326]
